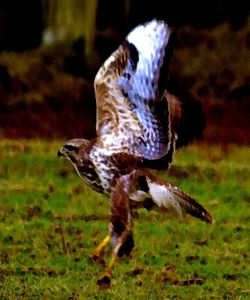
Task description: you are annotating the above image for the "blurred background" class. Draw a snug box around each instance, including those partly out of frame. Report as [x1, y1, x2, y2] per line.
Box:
[0, 0, 249, 144]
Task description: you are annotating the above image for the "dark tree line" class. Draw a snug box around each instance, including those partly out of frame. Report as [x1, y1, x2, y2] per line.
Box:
[0, 0, 249, 52]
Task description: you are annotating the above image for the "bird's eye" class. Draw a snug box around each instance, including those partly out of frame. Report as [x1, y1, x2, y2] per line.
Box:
[64, 145, 78, 152]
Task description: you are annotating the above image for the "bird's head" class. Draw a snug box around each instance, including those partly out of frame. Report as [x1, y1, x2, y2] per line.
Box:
[57, 138, 90, 165]
[57, 138, 103, 193]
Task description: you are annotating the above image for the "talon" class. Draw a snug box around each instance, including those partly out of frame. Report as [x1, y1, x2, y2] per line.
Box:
[89, 253, 105, 265]
[90, 235, 110, 265]
[97, 271, 111, 287]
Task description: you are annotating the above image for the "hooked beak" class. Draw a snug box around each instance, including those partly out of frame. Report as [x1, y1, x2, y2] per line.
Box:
[57, 148, 64, 157]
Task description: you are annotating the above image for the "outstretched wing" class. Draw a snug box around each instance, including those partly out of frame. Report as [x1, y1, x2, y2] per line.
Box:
[145, 176, 213, 223]
[94, 20, 173, 160]
[122, 170, 214, 224]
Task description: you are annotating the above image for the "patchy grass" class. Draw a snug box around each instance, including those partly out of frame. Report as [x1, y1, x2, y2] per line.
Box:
[0, 139, 249, 299]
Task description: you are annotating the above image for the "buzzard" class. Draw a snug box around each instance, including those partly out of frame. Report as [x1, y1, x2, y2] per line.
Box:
[58, 19, 213, 286]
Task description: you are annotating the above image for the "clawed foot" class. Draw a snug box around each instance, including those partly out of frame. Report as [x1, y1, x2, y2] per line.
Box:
[89, 252, 105, 265]
[97, 271, 111, 288]
[90, 235, 110, 266]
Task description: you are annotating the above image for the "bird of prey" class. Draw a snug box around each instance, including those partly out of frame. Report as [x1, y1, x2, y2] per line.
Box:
[58, 19, 213, 286]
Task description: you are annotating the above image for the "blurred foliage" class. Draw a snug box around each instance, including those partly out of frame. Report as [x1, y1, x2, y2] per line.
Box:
[43, 0, 98, 69]
[0, 17, 249, 143]
[171, 20, 250, 100]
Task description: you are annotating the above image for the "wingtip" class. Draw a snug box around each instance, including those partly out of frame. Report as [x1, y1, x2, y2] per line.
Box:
[203, 211, 215, 224]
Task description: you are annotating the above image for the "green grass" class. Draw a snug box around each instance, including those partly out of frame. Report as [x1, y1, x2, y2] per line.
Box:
[0, 140, 249, 299]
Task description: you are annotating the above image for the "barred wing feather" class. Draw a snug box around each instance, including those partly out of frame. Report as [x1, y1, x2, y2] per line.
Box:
[146, 176, 214, 223]
[94, 20, 173, 160]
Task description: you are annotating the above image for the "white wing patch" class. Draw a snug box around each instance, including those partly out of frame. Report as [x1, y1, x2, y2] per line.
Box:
[147, 179, 185, 217]
[126, 19, 170, 101]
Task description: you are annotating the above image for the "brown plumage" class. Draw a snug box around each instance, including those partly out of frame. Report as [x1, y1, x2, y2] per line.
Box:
[57, 19, 213, 286]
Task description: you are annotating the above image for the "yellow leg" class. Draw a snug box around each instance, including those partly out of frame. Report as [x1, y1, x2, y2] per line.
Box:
[97, 235, 126, 287]
[106, 241, 122, 271]
[91, 235, 110, 263]
[97, 241, 122, 287]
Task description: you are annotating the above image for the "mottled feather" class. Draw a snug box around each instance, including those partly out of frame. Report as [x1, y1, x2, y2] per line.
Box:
[94, 20, 173, 160]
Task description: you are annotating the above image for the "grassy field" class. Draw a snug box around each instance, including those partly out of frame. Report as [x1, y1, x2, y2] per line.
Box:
[0, 139, 249, 299]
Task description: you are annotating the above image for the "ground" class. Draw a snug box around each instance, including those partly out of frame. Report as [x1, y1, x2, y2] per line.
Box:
[0, 140, 249, 299]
